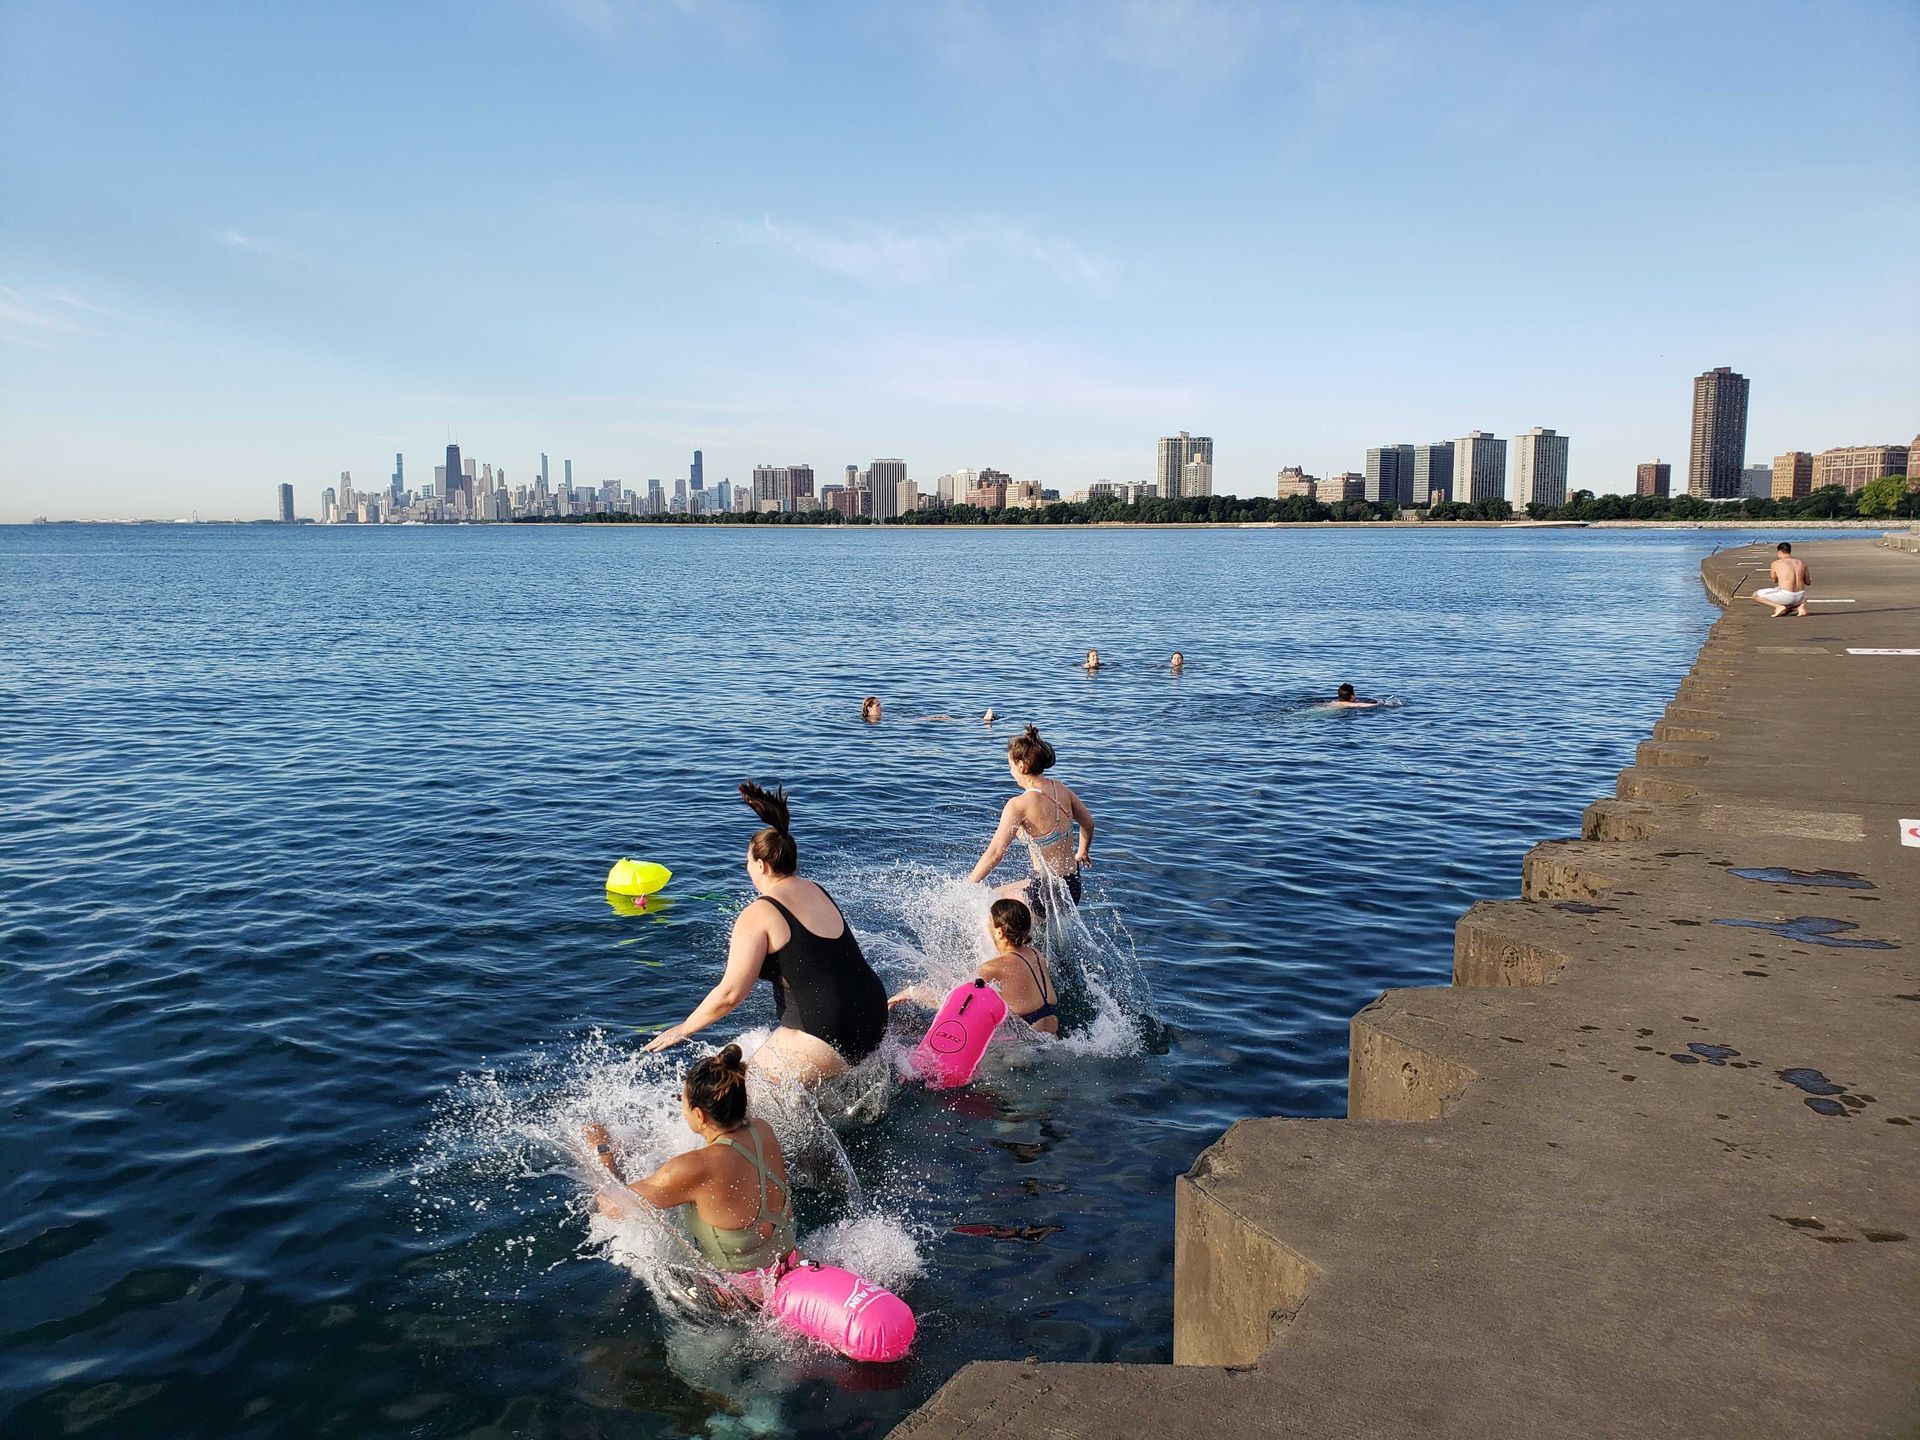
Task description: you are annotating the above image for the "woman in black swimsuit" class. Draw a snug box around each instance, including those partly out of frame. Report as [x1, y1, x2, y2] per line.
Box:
[644, 783, 888, 1084]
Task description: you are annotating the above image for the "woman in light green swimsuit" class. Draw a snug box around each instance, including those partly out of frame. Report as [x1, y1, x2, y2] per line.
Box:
[584, 1044, 795, 1280]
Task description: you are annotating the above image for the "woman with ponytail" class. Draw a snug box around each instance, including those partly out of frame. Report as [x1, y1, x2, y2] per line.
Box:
[584, 1044, 795, 1276]
[967, 725, 1095, 920]
[643, 783, 889, 1084]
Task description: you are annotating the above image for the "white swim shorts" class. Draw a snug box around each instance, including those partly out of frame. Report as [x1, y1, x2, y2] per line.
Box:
[1754, 587, 1805, 607]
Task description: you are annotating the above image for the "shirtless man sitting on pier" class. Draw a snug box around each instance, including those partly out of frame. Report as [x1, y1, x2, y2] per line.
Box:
[1750, 542, 1811, 618]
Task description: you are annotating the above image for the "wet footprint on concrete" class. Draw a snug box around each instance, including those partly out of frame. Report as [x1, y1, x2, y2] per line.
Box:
[1777, 1067, 1876, 1117]
[1670, 1043, 1742, 1066]
[1728, 867, 1875, 890]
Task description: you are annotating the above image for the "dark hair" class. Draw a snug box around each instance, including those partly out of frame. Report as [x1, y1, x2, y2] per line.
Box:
[684, 1043, 749, 1128]
[1337, 683, 1355, 700]
[739, 781, 798, 875]
[1008, 724, 1055, 774]
[1777, 542, 1791, 553]
[989, 897, 1033, 947]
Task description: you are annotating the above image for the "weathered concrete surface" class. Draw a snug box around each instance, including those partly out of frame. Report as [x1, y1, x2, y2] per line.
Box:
[892, 540, 1920, 1439]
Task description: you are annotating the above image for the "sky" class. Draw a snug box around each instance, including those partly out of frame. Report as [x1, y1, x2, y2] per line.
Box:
[1, 0, 1915, 521]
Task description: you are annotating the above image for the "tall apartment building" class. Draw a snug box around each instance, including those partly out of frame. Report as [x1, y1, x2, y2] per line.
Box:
[787, 464, 814, 503]
[1157, 433, 1214, 498]
[1452, 432, 1508, 504]
[1181, 456, 1213, 498]
[1513, 428, 1570, 509]
[1636, 461, 1671, 498]
[1275, 466, 1319, 500]
[1324, 473, 1365, 506]
[751, 464, 789, 511]
[277, 483, 295, 523]
[1687, 366, 1749, 498]
[1811, 443, 1910, 494]
[1364, 444, 1416, 506]
[869, 458, 907, 520]
[1740, 463, 1773, 499]
[1413, 442, 1454, 506]
[969, 468, 1011, 510]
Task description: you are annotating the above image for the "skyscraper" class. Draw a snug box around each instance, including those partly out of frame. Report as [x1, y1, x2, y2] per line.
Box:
[1740, 463, 1773, 499]
[788, 464, 815, 503]
[1413, 442, 1454, 506]
[564, 459, 573, 491]
[691, 450, 704, 492]
[1637, 461, 1672, 497]
[1687, 366, 1749, 499]
[1181, 456, 1212, 498]
[869, 459, 906, 520]
[445, 444, 463, 508]
[1156, 433, 1213, 498]
[1513, 428, 1570, 509]
[540, 453, 550, 489]
[390, 453, 404, 504]
[1365, 444, 1417, 506]
[1452, 432, 1508, 504]
[277, 483, 295, 523]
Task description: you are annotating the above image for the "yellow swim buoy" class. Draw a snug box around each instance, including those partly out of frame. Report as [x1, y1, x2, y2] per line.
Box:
[606, 858, 672, 898]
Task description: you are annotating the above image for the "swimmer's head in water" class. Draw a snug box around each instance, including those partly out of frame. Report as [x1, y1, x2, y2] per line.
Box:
[1085, 649, 1100, 668]
[1337, 683, 1356, 701]
[740, 781, 798, 877]
[861, 696, 882, 722]
[1007, 724, 1056, 777]
[989, 897, 1033, 949]
[684, 1043, 749, 1130]
[1170, 651, 1184, 667]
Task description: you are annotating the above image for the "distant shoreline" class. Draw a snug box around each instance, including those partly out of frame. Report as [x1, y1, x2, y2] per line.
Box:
[8, 518, 1906, 532]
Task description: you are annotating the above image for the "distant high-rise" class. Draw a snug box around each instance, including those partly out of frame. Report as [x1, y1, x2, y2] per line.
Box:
[445, 444, 463, 507]
[1181, 456, 1213, 498]
[1156, 433, 1213, 499]
[788, 465, 815, 503]
[869, 458, 907, 520]
[321, 485, 337, 522]
[1513, 428, 1570, 510]
[540, 453, 550, 489]
[1453, 432, 1508, 504]
[1770, 452, 1813, 500]
[1324, 473, 1366, 506]
[277, 483, 295, 523]
[1364, 444, 1416, 506]
[1740, 463, 1773, 500]
[390, 453, 404, 503]
[1275, 467, 1319, 500]
[564, 459, 573, 490]
[1811, 443, 1910, 493]
[1687, 366, 1749, 498]
[1636, 461, 1671, 498]
[672, 478, 688, 513]
[1413, 442, 1454, 506]
[691, 450, 704, 493]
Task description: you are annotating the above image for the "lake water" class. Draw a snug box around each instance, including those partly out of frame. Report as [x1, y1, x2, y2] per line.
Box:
[0, 523, 1801, 1438]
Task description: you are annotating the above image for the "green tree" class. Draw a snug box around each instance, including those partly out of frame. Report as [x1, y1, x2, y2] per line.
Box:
[1858, 474, 1910, 518]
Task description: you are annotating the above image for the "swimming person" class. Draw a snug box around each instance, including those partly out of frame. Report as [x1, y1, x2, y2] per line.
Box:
[584, 1044, 795, 1286]
[1750, 541, 1811, 617]
[1082, 649, 1102, 671]
[1328, 683, 1381, 709]
[861, 696, 883, 723]
[967, 725, 1094, 919]
[1169, 651, 1184, 674]
[643, 783, 889, 1084]
[888, 898, 1058, 1035]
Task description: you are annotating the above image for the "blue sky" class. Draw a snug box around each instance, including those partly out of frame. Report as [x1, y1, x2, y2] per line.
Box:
[2, 0, 1915, 520]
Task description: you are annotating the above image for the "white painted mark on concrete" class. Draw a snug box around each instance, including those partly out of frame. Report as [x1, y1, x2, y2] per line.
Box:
[1758, 646, 1830, 654]
[1903, 820, 1920, 848]
[1805, 598, 1857, 604]
[1846, 648, 1920, 656]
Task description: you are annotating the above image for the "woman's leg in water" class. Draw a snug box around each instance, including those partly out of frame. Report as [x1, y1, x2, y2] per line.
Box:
[751, 1026, 849, 1086]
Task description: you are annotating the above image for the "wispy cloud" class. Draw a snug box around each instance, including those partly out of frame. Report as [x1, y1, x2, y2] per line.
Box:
[0, 284, 130, 345]
[737, 215, 1114, 291]
[216, 228, 271, 254]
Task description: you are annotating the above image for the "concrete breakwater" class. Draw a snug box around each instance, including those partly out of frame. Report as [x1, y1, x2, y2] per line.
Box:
[896, 538, 1919, 1439]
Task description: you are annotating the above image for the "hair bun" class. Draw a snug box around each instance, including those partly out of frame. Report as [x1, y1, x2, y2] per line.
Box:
[1023, 724, 1041, 741]
[719, 1043, 744, 1070]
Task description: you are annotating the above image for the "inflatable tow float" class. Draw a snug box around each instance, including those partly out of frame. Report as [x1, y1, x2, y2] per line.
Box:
[751, 1256, 916, 1362]
[911, 978, 1006, 1089]
[606, 859, 672, 908]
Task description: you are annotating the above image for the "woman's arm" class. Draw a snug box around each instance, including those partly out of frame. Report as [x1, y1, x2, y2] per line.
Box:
[643, 907, 768, 1052]
[1068, 789, 1095, 866]
[628, 1149, 707, 1211]
[887, 981, 941, 1009]
[966, 800, 1021, 884]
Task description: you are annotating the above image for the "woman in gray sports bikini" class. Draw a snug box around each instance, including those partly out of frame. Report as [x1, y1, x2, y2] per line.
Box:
[966, 725, 1094, 920]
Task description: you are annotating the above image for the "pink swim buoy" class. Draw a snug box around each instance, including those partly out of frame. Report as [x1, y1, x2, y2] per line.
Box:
[912, 978, 1006, 1089]
[765, 1259, 916, 1362]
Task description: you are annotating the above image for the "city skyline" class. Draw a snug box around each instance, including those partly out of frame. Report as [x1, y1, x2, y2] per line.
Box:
[2, 3, 1916, 521]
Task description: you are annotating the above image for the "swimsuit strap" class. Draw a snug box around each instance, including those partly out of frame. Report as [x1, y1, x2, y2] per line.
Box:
[1013, 945, 1054, 1006]
[761, 888, 845, 944]
[715, 1126, 783, 1226]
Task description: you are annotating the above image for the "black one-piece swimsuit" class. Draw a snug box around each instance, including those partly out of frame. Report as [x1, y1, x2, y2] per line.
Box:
[758, 890, 888, 1063]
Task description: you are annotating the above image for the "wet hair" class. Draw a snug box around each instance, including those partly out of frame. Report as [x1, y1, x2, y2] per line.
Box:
[1337, 683, 1356, 701]
[1007, 724, 1055, 774]
[989, 897, 1033, 947]
[684, 1044, 749, 1128]
[861, 695, 881, 718]
[739, 781, 798, 876]
[1777, 542, 1792, 553]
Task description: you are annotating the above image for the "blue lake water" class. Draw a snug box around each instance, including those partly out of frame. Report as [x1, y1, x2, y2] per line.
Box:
[0, 523, 1806, 1438]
